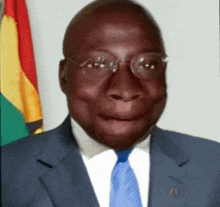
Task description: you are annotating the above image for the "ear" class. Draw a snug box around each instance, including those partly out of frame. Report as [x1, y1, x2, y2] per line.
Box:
[59, 59, 68, 94]
[164, 62, 168, 70]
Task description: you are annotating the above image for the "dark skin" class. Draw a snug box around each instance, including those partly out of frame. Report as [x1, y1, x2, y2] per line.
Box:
[59, 0, 167, 149]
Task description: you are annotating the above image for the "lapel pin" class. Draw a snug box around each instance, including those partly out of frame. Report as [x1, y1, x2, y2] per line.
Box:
[169, 189, 178, 197]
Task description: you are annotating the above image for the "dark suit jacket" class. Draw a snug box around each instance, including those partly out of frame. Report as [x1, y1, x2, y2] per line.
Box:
[2, 117, 220, 207]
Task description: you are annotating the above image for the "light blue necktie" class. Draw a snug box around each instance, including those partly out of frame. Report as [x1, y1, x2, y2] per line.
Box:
[110, 148, 142, 207]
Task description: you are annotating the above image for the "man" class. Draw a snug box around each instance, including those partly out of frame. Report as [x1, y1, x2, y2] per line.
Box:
[2, 0, 220, 206]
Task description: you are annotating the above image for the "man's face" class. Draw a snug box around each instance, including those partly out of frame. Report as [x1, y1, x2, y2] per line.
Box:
[60, 12, 167, 149]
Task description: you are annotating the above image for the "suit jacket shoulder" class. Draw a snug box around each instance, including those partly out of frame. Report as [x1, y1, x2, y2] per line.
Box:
[148, 127, 220, 207]
[161, 128, 220, 169]
[2, 117, 99, 207]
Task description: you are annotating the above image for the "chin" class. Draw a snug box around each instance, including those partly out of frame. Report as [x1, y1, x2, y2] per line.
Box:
[93, 123, 151, 149]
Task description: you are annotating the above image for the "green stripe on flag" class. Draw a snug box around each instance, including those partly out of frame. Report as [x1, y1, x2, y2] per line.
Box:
[1, 94, 29, 146]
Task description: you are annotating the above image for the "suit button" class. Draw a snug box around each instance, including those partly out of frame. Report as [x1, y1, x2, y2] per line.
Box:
[169, 189, 178, 197]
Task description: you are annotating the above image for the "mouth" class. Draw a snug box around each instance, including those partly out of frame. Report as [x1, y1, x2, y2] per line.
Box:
[98, 113, 146, 121]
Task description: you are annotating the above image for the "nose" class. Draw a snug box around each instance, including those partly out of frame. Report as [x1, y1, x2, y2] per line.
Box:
[107, 62, 144, 101]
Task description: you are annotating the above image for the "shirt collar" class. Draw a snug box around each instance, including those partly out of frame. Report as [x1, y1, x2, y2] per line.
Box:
[70, 117, 151, 160]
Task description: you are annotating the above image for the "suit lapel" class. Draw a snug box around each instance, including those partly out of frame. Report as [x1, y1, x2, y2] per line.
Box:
[37, 117, 99, 207]
[148, 127, 190, 207]
[36, 117, 206, 207]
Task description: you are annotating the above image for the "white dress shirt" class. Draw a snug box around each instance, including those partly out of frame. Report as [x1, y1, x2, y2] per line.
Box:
[71, 117, 151, 207]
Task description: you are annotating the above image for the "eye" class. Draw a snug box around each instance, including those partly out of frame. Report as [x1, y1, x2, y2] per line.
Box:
[137, 59, 159, 71]
[130, 53, 167, 79]
[81, 55, 115, 80]
[86, 62, 106, 69]
[84, 56, 108, 70]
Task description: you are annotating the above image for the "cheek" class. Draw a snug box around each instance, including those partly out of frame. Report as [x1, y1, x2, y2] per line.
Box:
[67, 71, 105, 100]
[66, 87, 96, 130]
[150, 96, 167, 123]
[143, 76, 167, 101]
[65, 73, 106, 124]
[142, 76, 167, 122]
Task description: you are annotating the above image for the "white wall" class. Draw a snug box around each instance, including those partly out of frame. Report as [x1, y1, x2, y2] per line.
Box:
[26, 0, 220, 143]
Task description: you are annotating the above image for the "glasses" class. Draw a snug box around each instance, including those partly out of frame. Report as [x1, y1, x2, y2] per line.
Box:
[66, 52, 168, 80]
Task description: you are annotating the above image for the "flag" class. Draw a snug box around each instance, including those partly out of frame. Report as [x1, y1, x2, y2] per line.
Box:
[1, 0, 43, 146]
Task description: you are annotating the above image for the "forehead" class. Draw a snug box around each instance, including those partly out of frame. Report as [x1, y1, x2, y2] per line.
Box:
[65, 11, 164, 59]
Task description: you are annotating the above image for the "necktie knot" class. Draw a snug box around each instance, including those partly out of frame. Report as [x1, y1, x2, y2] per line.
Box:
[115, 148, 133, 163]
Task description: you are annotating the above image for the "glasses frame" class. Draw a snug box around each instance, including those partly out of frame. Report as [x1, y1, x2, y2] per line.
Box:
[66, 52, 168, 80]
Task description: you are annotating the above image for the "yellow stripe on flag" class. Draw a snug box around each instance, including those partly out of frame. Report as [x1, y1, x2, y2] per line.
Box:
[1, 15, 42, 123]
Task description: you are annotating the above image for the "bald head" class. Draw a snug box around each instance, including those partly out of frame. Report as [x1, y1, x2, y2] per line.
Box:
[63, 0, 165, 57]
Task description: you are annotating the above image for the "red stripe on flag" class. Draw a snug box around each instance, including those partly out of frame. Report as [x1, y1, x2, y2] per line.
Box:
[16, 0, 39, 91]
[4, 0, 39, 91]
[4, 0, 15, 18]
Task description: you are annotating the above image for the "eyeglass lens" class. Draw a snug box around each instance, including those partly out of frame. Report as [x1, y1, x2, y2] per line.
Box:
[79, 53, 166, 80]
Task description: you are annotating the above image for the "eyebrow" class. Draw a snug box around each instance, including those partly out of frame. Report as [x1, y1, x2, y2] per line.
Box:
[89, 48, 165, 59]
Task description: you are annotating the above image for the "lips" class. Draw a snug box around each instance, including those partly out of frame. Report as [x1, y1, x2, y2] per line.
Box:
[95, 99, 153, 122]
[98, 113, 146, 121]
